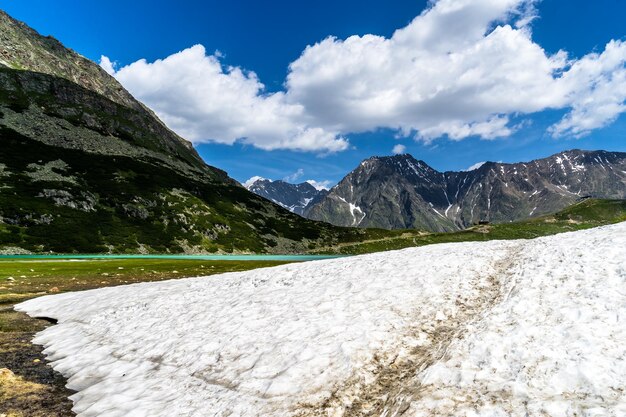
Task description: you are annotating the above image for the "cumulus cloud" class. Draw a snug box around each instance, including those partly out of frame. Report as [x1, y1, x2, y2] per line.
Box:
[286, 0, 626, 142]
[103, 0, 626, 152]
[548, 40, 626, 137]
[99, 55, 116, 75]
[283, 168, 305, 182]
[306, 179, 333, 190]
[108, 45, 348, 153]
[242, 176, 265, 189]
[392, 144, 407, 154]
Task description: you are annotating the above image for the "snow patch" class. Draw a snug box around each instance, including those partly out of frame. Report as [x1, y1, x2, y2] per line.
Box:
[16, 224, 626, 417]
[336, 196, 366, 226]
[465, 161, 486, 171]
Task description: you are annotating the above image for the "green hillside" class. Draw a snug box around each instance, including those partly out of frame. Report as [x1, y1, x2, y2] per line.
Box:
[317, 199, 626, 254]
[0, 121, 425, 254]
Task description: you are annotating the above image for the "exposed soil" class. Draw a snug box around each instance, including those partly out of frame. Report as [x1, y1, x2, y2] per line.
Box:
[0, 307, 74, 416]
[296, 244, 522, 417]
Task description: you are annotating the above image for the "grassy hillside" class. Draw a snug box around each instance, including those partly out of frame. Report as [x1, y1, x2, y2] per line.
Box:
[0, 125, 425, 254]
[318, 199, 626, 254]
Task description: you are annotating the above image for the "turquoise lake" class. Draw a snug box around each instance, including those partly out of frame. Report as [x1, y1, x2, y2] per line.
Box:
[0, 254, 347, 262]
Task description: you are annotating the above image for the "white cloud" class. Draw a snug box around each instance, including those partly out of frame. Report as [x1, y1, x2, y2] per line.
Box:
[99, 55, 116, 75]
[392, 144, 407, 155]
[286, 0, 626, 142]
[283, 168, 305, 182]
[107, 45, 348, 153]
[465, 161, 487, 171]
[548, 40, 626, 138]
[103, 0, 626, 152]
[305, 179, 333, 190]
[242, 176, 266, 189]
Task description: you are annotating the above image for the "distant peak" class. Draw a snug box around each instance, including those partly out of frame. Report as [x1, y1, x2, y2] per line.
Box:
[361, 154, 421, 167]
[354, 154, 440, 180]
[243, 177, 326, 192]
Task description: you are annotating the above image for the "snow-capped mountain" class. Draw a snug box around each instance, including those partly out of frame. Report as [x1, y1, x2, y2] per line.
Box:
[244, 178, 328, 216]
[306, 150, 626, 231]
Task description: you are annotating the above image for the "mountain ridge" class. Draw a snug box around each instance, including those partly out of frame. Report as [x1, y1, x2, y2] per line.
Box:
[304, 149, 626, 231]
[0, 10, 208, 171]
[244, 178, 328, 215]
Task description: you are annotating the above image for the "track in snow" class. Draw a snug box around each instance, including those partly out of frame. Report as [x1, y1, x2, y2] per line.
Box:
[298, 245, 524, 417]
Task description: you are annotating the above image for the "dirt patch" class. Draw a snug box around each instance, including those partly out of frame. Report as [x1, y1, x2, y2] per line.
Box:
[0, 310, 74, 417]
[296, 245, 522, 417]
[472, 225, 492, 234]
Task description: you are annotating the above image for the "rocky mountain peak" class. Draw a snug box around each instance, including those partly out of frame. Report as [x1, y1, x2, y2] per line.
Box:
[306, 150, 626, 231]
[245, 178, 327, 216]
[0, 9, 216, 175]
[0, 10, 139, 110]
[356, 154, 437, 181]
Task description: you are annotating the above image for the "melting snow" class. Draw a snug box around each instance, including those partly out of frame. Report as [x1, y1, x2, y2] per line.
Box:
[429, 202, 446, 219]
[348, 203, 366, 225]
[336, 196, 366, 226]
[17, 223, 626, 417]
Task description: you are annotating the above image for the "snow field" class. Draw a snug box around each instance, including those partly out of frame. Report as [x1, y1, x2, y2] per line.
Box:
[17, 223, 626, 417]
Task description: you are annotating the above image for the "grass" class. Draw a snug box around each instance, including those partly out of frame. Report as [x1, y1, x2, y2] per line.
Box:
[318, 199, 626, 254]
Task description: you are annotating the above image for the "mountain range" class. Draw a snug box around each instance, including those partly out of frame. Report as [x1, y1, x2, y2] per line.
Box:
[244, 178, 328, 215]
[248, 151, 626, 232]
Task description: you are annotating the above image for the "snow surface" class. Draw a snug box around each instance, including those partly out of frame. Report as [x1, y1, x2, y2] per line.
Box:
[17, 223, 626, 417]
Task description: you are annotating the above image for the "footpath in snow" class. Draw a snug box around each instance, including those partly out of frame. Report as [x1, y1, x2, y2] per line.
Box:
[17, 223, 626, 417]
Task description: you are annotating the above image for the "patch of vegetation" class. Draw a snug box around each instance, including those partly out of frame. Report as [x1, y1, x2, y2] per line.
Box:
[0, 127, 430, 254]
[9, 60, 26, 71]
[317, 199, 626, 254]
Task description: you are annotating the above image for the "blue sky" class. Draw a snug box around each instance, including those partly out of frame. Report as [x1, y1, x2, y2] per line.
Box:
[3, 0, 626, 186]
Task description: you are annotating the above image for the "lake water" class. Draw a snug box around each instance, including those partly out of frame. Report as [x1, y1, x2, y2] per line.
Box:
[0, 254, 347, 262]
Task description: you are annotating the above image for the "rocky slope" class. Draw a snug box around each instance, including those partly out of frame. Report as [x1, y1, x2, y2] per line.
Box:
[0, 10, 398, 254]
[306, 151, 626, 231]
[0, 10, 210, 175]
[245, 178, 327, 215]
